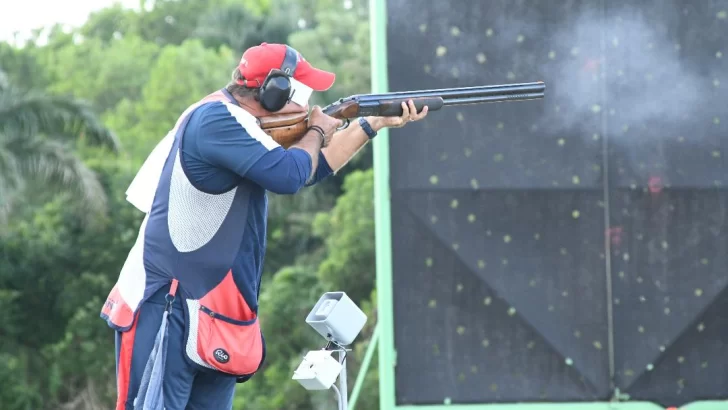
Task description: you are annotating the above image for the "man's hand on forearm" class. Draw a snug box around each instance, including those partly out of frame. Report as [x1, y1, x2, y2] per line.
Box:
[321, 100, 429, 172]
[289, 105, 343, 173]
[321, 117, 383, 172]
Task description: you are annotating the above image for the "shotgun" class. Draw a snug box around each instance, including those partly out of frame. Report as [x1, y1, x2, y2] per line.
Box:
[258, 81, 546, 148]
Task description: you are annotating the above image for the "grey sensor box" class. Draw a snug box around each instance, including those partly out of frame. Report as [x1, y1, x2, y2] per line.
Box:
[305, 292, 367, 346]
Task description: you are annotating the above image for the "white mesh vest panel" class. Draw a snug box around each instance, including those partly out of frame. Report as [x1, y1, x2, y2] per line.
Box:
[185, 299, 215, 369]
[167, 151, 237, 252]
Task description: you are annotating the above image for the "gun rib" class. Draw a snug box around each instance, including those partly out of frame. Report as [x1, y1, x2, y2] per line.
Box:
[354, 82, 546, 101]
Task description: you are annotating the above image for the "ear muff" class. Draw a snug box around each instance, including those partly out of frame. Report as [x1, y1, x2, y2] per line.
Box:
[258, 46, 300, 112]
[258, 74, 292, 112]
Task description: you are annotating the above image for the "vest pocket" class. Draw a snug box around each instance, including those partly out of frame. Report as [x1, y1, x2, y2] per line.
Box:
[185, 300, 265, 377]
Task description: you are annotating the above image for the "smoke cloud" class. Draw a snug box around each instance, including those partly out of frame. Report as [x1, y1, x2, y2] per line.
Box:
[415, 2, 723, 145]
[539, 5, 717, 141]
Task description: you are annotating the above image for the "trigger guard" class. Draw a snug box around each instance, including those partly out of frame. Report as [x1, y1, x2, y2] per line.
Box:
[337, 119, 350, 131]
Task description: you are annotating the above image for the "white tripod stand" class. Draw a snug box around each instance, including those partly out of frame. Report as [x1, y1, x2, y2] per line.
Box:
[292, 292, 367, 410]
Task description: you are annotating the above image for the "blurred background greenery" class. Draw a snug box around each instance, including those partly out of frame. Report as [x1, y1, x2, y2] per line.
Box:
[0, 0, 378, 408]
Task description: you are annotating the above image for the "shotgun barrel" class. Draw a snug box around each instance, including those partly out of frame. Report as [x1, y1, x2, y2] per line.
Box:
[322, 81, 546, 118]
[442, 92, 546, 105]
[352, 81, 545, 101]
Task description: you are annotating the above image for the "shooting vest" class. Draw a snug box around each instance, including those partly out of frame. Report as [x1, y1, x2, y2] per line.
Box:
[100, 89, 267, 390]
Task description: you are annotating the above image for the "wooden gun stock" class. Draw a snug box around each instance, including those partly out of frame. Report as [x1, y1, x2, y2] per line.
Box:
[258, 100, 361, 148]
[259, 112, 310, 148]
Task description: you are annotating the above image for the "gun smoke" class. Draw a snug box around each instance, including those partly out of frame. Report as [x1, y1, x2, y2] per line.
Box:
[537, 5, 718, 142]
[413, 2, 722, 143]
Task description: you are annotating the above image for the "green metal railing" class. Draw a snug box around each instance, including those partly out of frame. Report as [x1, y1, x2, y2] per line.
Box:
[347, 324, 380, 410]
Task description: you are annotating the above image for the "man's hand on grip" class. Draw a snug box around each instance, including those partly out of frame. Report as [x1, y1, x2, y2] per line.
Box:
[308, 105, 342, 147]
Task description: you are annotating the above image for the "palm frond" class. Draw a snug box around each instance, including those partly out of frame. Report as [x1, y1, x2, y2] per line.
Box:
[0, 137, 22, 191]
[0, 69, 8, 92]
[0, 86, 121, 153]
[0, 141, 22, 222]
[0, 133, 107, 227]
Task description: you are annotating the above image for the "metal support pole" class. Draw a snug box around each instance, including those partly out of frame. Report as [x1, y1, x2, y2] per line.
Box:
[339, 351, 348, 410]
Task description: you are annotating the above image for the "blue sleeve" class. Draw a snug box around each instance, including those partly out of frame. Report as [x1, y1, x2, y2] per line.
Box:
[304, 151, 334, 187]
[244, 143, 334, 191]
[192, 101, 314, 194]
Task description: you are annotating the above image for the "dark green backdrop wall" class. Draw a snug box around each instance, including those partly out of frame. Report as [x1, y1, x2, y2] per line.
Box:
[385, 0, 728, 407]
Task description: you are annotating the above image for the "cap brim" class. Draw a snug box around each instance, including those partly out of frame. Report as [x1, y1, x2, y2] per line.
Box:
[296, 66, 336, 91]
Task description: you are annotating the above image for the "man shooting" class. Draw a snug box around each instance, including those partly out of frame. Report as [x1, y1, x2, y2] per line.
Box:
[100, 42, 428, 409]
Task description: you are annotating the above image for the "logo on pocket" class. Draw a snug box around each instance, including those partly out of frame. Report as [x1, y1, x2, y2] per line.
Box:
[213, 348, 230, 364]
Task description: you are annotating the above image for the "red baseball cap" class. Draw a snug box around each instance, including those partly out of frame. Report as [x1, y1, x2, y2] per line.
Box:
[237, 43, 336, 91]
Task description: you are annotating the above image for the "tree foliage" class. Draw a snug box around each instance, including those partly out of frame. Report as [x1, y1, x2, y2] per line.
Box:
[41, 35, 162, 114]
[0, 1, 378, 409]
[0, 73, 120, 227]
